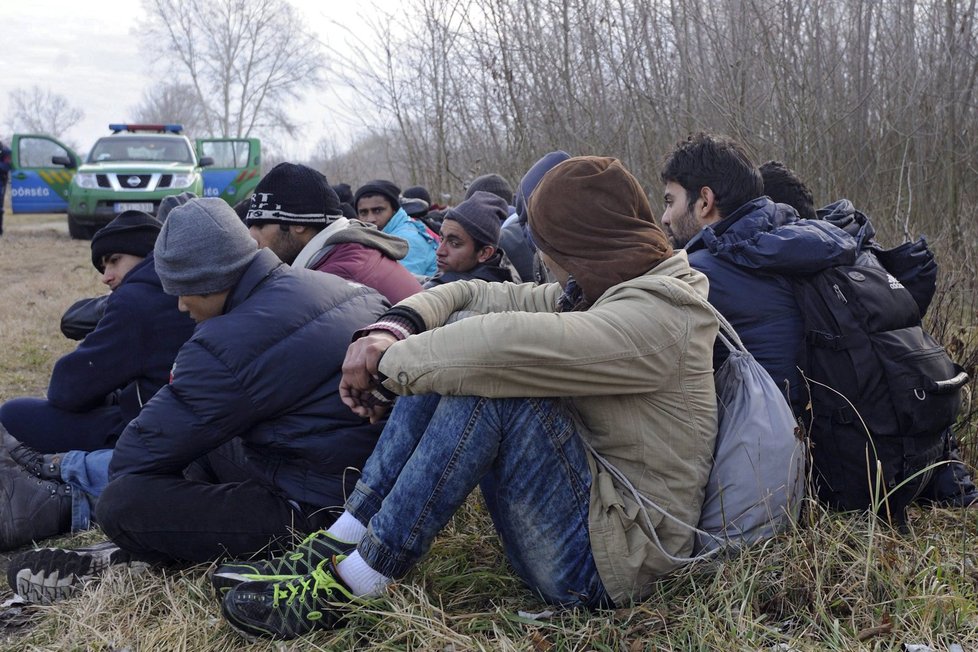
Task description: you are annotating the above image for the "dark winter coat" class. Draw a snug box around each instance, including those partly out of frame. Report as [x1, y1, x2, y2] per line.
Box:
[46, 253, 195, 424]
[109, 249, 389, 511]
[423, 251, 517, 288]
[685, 197, 857, 410]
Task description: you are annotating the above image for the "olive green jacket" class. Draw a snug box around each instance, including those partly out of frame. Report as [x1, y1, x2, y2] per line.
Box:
[378, 251, 718, 604]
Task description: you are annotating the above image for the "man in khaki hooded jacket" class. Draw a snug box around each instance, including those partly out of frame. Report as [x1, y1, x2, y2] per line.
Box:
[217, 156, 719, 640]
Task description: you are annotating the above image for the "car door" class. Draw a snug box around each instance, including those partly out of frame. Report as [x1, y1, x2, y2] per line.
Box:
[197, 138, 261, 208]
[10, 134, 79, 213]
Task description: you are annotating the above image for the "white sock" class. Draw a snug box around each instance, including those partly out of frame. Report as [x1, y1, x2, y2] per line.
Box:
[327, 511, 367, 544]
[335, 551, 391, 597]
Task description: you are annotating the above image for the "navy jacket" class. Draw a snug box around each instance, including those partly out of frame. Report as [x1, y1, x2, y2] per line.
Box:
[685, 197, 857, 410]
[109, 249, 389, 510]
[47, 253, 195, 424]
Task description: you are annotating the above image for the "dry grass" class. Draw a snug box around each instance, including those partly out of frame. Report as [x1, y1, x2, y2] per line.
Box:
[1, 220, 978, 651]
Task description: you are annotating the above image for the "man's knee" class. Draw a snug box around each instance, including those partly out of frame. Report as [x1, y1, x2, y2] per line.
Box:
[94, 474, 142, 534]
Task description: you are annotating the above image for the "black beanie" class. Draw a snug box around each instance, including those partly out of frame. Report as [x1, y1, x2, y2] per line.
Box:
[402, 185, 432, 205]
[354, 180, 401, 212]
[246, 162, 342, 226]
[91, 211, 162, 272]
[332, 183, 353, 204]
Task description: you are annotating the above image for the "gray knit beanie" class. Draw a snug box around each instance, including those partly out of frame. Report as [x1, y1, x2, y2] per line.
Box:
[157, 191, 197, 222]
[154, 197, 258, 296]
[443, 191, 506, 246]
[465, 173, 513, 206]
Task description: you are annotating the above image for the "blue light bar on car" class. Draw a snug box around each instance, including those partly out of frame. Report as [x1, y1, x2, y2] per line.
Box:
[108, 124, 184, 134]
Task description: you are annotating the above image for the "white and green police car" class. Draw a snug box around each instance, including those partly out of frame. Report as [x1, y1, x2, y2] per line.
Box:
[10, 124, 261, 238]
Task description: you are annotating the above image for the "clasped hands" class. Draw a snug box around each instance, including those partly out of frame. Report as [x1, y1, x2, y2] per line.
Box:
[339, 330, 398, 422]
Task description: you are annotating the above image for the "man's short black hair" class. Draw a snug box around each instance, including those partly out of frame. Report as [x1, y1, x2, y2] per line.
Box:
[759, 160, 817, 220]
[660, 132, 763, 219]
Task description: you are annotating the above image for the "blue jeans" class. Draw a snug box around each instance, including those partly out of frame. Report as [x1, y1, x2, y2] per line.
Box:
[60, 448, 113, 532]
[346, 394, 611, 609]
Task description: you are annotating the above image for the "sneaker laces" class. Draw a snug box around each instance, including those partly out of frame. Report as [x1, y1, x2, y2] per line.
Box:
[271, 557, 352, 610]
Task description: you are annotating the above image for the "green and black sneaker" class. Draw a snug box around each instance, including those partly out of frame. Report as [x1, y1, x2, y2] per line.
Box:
[221, 557, 359, 640]
[211, 530, 356, 597]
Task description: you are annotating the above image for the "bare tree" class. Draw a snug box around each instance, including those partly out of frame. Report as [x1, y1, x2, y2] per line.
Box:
[130, 82, 209, 137]
[6, 86, 85, 138]
[142, 0, 324, 138]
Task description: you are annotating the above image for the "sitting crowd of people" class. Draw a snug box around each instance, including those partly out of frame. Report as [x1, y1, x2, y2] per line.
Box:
[0, 133, 972, 640]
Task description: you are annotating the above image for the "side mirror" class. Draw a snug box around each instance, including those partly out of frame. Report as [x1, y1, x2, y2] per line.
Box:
[52, 155, 77, 169]
[198, 156, 214, 167]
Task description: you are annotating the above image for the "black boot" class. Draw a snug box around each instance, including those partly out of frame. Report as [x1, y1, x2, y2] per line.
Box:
[1, 425, 63, 481]
[0, 457, 72, 551]
[9, 444, 62, 481]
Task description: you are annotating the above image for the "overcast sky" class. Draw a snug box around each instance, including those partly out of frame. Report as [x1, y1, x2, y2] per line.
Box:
[1, 0, 392, 159]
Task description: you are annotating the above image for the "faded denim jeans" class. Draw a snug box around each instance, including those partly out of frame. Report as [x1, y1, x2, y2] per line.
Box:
[346, 394, 611, 609]
[60, 448, 113, 532]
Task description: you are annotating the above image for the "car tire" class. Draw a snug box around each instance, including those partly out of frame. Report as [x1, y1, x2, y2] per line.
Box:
[67, 214, 95, 240]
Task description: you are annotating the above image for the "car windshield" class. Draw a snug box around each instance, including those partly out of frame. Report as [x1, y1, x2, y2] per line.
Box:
[88, 137, 193, 164]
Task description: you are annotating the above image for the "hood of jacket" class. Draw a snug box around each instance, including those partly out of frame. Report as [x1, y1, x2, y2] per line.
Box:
[816, 198, 878, 249]
[686, 197, 857, 275]
[324, 219, 409, 260]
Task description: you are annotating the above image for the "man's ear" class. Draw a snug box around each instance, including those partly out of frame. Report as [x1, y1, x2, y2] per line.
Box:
[477, 245, 496, 264]
[697, 186, 719, 225]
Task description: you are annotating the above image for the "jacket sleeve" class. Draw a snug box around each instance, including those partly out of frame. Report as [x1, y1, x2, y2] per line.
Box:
[108, 339, 258, 478]
[395, 277, 560, 327]
[60, 295, 110, 341]
[47, 288, 147, 411]
[379, 283, 700, 398]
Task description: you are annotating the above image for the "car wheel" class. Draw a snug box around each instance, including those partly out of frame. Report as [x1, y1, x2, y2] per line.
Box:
[67, 214, 95, 240]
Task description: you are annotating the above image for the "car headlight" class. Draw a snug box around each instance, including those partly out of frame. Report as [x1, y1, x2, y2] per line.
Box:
[170, 172, 197, 188]
[74, 173, 98, 189]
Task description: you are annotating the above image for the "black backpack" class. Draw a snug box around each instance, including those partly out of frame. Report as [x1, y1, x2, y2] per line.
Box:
[793, 249, 968, 524]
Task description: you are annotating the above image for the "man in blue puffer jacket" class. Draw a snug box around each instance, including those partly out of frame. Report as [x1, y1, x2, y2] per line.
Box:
[659, 133, 857, 413]
[7, 198, 389, 603]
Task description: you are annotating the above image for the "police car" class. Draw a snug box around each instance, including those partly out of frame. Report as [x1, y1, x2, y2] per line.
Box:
[9, 125, 261, 239]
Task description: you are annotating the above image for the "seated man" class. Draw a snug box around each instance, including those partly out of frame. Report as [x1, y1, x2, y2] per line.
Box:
[423, 191, 518, 287]
[0, 211, 194, 552]
[216, 156, 719, 640]
[0, 211, 194, 454]
[354, 180, 438, 277]
[660, 132, 967, 518]
[500, 150, 572, 283]
[758, 158, 977, 507]
[246, 162, 422, 303]
[7, 198, 389, 603]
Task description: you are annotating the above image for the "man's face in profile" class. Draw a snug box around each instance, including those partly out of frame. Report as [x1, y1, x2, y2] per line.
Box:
[660, 182, 701, 248]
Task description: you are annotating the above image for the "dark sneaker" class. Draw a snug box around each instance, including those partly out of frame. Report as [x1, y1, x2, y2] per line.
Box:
[221, 557, 358, 640]
[9, 444, 62, 481]
[211, 529, 356, 597]
[7, 541, 149, 604]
